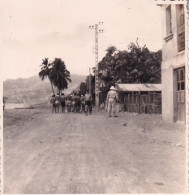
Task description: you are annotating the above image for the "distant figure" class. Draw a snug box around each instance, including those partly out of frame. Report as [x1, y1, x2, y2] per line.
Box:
[66, 97, 72, 113]
[60, 93, 66, 113]
[80, 95, 85, 113]
[106, 86, 119, 117]
[70, 95, 73, 112]
[3, 99, 5, 111]
[54, 93, 61, 113]
[72, 93, 77, 113]
[75, 93, 81, 113]
[85, 90, 92, 115]
[50, 95, 56, 113]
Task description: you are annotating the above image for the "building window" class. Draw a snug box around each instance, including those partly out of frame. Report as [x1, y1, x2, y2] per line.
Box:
[179, 4, 184, 25]
[176, 4, 185, 51]
[164, 5, 173, 42]
[166, 6, 172, 35]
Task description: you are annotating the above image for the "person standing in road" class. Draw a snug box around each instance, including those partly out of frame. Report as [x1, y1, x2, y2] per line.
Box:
[55, 93, 61, 113]
[106, 86, 119, 117]
[60, 93, 66, 113]
[69, 95, 73, 112]
[3, 98, 5, 111]
[80, 95, 85, 113]
[50, 95, 56, 113]
[75, 92, 81, 113]
[72, 93, 77, 113]
[85, 90, 92, 115]
[66, 96, 72, 113]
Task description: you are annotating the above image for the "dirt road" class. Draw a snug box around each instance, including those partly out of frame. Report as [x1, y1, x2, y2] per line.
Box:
[3, 109, 186, 193]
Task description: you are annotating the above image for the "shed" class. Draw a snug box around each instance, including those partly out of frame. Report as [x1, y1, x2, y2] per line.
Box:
[115, 83, 162, 114]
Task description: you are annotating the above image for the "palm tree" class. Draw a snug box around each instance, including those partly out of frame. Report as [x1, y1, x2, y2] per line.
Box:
[49, 58, 71, 94]
[39, 58, 55, 95]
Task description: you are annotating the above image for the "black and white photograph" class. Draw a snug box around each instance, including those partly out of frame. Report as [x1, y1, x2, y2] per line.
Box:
[1, 0, 187, 193]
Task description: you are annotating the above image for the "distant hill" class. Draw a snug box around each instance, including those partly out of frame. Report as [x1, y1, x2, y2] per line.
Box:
[3, 74, 86, 105]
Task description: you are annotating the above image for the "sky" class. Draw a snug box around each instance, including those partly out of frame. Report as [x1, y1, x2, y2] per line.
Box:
[0, 0, 162, 81]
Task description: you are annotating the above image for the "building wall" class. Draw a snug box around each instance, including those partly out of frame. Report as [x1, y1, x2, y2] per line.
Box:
[161, 4, 185, 122]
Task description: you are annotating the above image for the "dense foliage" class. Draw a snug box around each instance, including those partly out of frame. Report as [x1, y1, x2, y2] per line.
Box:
[79, 82, 87, 95]
[99, 43, 161, 84]
[98, 43, 162, 103]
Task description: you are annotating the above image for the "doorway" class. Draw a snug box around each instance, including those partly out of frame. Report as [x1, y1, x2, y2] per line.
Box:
[176, 67, 185, 121]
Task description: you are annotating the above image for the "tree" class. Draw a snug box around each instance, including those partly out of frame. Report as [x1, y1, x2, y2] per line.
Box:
[99, 44, 161, 85]
[98, 43, 162, 103]
[79, 73, 95, 104]
[39, 58, 55, 95]
[49, 58, 71, 94]
[79, 82, 87, 95]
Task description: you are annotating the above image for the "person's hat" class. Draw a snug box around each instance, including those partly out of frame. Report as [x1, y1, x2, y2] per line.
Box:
[110, 86, 116, 90]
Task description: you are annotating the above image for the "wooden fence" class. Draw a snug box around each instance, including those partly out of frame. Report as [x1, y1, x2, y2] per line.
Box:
[119, 91, 161, 114]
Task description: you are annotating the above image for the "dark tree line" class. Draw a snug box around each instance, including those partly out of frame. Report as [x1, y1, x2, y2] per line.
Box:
[98, 43, 162, 103]
[80, 42, 162, 104]
[99, 44, 161, 84]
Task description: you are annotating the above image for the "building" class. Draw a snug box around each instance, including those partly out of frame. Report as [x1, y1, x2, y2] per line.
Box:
[160, 4, 186, 122]
[116, 83, 162, 114]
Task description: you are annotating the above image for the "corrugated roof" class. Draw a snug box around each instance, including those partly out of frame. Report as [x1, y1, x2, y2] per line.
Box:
[116, 83, 161, 92]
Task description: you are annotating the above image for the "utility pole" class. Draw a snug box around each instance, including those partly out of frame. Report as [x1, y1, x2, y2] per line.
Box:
[89, 22, 103, 110]
[89, 68, 91, 94]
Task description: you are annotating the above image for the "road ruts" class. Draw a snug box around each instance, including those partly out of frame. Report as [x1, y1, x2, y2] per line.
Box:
[3, 109, 186, 193]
